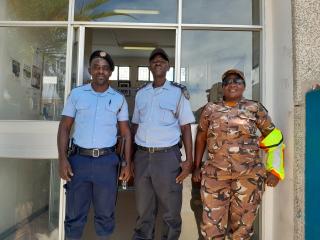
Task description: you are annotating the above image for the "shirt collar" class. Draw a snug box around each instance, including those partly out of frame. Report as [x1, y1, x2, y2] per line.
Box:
[83, 83, 115, 96]
[221, 97, 246, 107]
[162, 80, 170, 90]
[145, 80, 170, 91]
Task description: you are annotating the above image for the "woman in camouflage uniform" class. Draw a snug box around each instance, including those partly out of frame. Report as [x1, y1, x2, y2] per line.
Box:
[192, 69, 281, 240]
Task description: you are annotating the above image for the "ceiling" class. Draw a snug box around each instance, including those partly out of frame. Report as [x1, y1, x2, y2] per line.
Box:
[88, 28, 176, 58]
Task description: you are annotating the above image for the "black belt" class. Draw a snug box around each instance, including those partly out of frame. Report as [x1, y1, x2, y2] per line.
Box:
[136, 144, 178, 153]
[75, 146, 115, 157]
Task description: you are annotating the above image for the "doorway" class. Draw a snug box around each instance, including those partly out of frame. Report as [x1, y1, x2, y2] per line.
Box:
[77, 27, 178, 239]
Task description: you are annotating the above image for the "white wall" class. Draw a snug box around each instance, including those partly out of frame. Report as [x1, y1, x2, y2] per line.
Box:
[263, 0, 294, 239]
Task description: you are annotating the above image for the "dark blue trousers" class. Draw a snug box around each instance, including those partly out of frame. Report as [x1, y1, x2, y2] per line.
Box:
[132, 146, 183, 240]
[64, 152, 119, 239]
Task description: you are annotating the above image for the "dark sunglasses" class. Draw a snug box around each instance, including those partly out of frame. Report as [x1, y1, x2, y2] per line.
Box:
[222, 77, 245, 86]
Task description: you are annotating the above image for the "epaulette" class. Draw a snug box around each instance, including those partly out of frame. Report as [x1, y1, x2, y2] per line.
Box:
[136, 82, 150, 92]
[170, 82, 190, 100]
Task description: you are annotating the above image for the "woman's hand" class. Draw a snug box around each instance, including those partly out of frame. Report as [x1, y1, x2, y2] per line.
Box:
[265, 171, 280, 187]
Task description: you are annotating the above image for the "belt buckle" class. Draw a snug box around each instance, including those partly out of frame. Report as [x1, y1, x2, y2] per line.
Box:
[92, 148, 100, 157]
[149, 147, 155, 153]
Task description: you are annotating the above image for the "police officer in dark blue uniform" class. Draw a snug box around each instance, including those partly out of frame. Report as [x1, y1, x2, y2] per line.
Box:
[131, 48, 195, 240]
[57, 50, 132, 240]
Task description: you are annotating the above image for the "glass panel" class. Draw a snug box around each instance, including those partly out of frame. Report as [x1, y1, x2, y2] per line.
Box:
[181, 30, 260, 121]
[182, 0, 260, 25]
[0, 27, 67, 120]
[74, 0, 177, 23]
[1, 0, 69, 21]
[181, 30, 260, 239]
[0, 158, 60, 240]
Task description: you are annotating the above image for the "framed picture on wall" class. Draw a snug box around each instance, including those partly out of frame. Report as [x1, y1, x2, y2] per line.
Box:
[31, 65, 41, 89]
[12, 59, 20, 77]
[23, 64, 31, 80]
[118, 81, 131, 96]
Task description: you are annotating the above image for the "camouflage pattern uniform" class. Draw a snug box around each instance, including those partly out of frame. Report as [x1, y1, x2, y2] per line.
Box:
[198, 98, 275, 240]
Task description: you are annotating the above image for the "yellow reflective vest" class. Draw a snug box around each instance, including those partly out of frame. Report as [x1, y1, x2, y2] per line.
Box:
[259, 128, 285, 180]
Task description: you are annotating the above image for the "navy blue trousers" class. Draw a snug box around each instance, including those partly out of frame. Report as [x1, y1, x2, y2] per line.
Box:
[132, 147, 183, 240]
[64, 152, 119, 239]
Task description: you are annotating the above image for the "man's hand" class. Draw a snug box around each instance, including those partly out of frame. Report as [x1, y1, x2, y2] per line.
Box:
[265, 171, 280, 187]
[59, 158, 73, 181]
[119, 164, 131, 182]
[192, 167, 201, 182]
[176, 161, 192, 184]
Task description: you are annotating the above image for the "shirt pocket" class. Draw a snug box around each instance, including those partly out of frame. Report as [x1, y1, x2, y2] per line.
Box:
[159, 101, 177, 125]
[104, 102, 118, 125]
[237, 110, 257, 134]
[75, 101, 91, 123]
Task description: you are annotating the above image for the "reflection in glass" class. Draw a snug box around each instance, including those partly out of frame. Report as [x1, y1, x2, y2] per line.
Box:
[182, 0, 260, 25]
[1, 0, 69, 21]
[74, 0, 177, 23]
[181, 31, 260, 122]
[0, 158, 60, 240]
[0, 27, 67, 120]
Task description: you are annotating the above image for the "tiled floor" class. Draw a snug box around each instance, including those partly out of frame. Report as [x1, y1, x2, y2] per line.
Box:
[2, 189, 259, 240]
[83, 190, 137, 240]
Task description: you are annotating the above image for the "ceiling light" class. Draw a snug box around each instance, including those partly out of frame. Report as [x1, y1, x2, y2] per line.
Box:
[123, 46, 155, 51]
[114, 9, 160, 15]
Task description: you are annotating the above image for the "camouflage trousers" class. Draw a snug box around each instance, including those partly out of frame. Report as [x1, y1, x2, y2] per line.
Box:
[200, 171, 265, 240]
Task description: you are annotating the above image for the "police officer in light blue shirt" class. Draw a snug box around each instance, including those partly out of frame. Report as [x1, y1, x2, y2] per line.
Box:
[131, 48, 195, 240]
[132, 80, 195, 147]
[57, 50, 132, 240]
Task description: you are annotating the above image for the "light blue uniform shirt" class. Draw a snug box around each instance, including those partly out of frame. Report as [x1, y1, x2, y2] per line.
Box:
[132, 80, 195, 147]
[62, 84, 128, 148]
